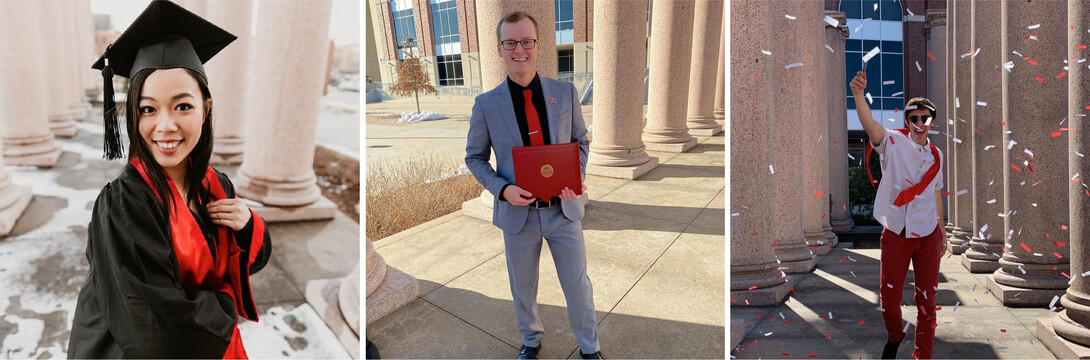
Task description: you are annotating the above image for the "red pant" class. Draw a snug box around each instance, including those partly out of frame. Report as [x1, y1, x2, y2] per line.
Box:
[879, 224, 944, 359]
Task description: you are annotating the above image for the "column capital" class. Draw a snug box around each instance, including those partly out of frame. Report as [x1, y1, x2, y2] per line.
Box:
[823, 10, 849, 38]
[926, 9, 946, 27]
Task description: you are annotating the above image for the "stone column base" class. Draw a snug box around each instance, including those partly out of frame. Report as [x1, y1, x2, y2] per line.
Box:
[305, 277, 361, 359]
[985, 275, 1068, 307]
[69, 105, 88, 122]
[831, 216, 854, 232]
[730, 281, 790, 306]
[246, 196, 337, 222]
[688, 126, 723, 136]
[1036, 317, 1090, 359]
[365, 265, 419, 325]
[644, 138, 698, 153]
[805, 230, 831, 256]
[586, 156, 659, 180]
[210, 152, 244, 165]
[48, 119, 78, 138]
[461, 191, 493, 223]
[0, 185, 32, 236]
[960, 255, 1001, 273]
[2, 136, 61, 167]
[212, 137, 245, 165]
[779, 256, 817, 274]
[729, 319, 745, 352]
[822, 225, 839, 245]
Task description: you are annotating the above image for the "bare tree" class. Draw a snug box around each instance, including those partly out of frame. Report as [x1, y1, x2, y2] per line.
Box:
[388, 38, 437, 113]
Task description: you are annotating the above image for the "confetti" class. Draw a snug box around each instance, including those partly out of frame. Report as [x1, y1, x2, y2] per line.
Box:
[785, 14, 797, 20]
[973, 48, 981, 58]
[1007, 140, 1018, 149]
[1080, 45, 1088, 50]
[851, 271, 857, 278]
[1058, 71, 1068, 78]
[956, 189, 969, 196]
[873, 3, 878, 11]
[887, 283, 894, 288]
[762, 50, 772, 55]
[808, 352, 817, 358]
[1036, 77, 1045, 83]
[826, 44, 835, 53]
[765, 332, 773, 336]
[1053, 131, 1064, 137]
[915, 61, 922, 72]
[1013, 50, 1023, 57]
[1004, 61, 1015, 72]
[904, 322, 911, 333]
[866, 92, 874, 104]
[815, 190, 823, 197]
[955, 97, 960, 108]
[1021, 242, 1032, 252]
[1027, 35, 1039, 40]
[984, 145, 995, 151]
[770, 164, 775, 174]
[749, 285, 758, 290]
[1055, 252, 1063, 259]
[863, 46, 881, 63]
[1028, 58, 1039, 65]
[829, 311, 834, 319]
[1050, 295, 1060, 308]
[1083, 271, 1090, 277]
[893, 91, 905, 97]
[907, 8, 914, 16]
[731, 212, 740, 217]
[785, 62, 804, 69]
[824, 15, 839, 27]
[1029, 24, 1041, 29]
[1062, 224, 1069, 230]
[883, 80, 895, 85]
[977, 101, 987, 106]
[858, 320, 866, 326]
[848, 153, 856, 160]
[953, 301, 960, 312]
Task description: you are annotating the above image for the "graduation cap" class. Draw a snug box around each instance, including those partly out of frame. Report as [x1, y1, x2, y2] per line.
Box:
[91, 0, 236, 160]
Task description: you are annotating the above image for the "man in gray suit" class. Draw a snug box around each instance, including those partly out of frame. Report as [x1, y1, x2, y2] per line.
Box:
[464, 11, 602, 360]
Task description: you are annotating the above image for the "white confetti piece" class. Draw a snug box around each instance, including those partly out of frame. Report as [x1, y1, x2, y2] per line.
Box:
[922, 291, 927, 299]
[877, 306, 886, 312]
[904, 322, 911, 333]
[863, 46, 881, 63]
[770, 164, 775, 174]
[955, 97, 960, 108]
[953, 137, 962, 144]
[1012, 50, 1023, 58]
[785, 62, 804, 69]
[874, 3, 878, 11]
[850, 271, 857, 278]
[907, 8, 914, 16]
[1029, 24, 1041, 29]
[972, 48, 981, 58]
[847, 153, 856, 160]
[1080, 58, 1087, 64]
[731, 212, 740, 217]
[916, 61, 922, 72]
[1076, 151, 1085, 157]
[887, 283, 894, 288]
[1082, 271, 1090, 277]
[1028, 35, 1039, 40]
[977, 101, 987, 106]
[765, 332, 774, 336]
[824, 15, 839, 27]
[972, 284, 978, 292]
[1024, 148, 1034, 157]
[817, 134, 823, 143]
[761, 50, 772, 55]
[785, 14, 796, 20]
[828, 311, 833, 319]
[826, 44, 834, 53]
[893, 91, 905, 97]
[956, 189, 969, 196]
[1007, 140, 1017, 150]
[984, 145, 995, 151]
[866, 92, 873, 104]
[883, 80, 895, 85]
[953, 301, 960, 312]
[780, 312, 785, 319]
[1019, 265, 1027, 274]
[854, 22, 863, 33]
[1004, 61, 1014, 72]
[1050, 295, 1060, 308]
[981, 223, 989, 233]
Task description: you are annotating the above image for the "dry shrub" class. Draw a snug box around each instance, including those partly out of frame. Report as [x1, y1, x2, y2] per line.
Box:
[366, 153, 483, 241]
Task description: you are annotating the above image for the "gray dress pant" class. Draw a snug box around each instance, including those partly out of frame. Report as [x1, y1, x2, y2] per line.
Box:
[503, 205, 600, 354]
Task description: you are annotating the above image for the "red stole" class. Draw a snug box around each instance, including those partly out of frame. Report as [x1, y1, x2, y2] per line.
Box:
[132, 159, 265, 359]
[865, 129, 942, 207]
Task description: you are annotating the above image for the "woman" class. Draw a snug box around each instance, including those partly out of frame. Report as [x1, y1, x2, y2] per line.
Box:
[851, 71, 947, 359]
[68, 1, 271, 358]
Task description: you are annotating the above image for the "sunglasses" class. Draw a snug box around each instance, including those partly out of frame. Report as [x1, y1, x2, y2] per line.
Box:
[908, 115, 933, 126]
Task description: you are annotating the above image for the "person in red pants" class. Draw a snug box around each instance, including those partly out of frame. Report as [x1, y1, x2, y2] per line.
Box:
[850, 71, 948, 359]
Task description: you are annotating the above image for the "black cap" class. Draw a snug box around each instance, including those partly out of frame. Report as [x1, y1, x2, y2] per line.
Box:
[91, 0, 236, 160]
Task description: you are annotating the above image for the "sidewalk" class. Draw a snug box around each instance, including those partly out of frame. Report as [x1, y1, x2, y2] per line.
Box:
[730, 247, 1059, 359]
[0, 105, 359, 358]
[367, 133, 726, 359]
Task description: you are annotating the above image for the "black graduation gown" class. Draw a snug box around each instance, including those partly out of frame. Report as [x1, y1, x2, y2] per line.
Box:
[67, 164, 272, 358]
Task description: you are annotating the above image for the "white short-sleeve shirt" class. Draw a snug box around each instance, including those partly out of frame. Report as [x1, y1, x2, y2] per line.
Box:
[871, 128, 944, 238]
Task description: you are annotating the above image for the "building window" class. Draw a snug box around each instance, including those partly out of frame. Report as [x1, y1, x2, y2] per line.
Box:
[555, 0, 573, 44]
[840, 0, 904, 130]
[430, 0, 461, 57]
[391, 0, 418, 60]
[436, 54, 464, 86]
[558, 49, 574, 76]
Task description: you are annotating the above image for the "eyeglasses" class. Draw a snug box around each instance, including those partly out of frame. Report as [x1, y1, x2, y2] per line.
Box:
[501, 39, 538, 50]
[908, 115, 933, 125]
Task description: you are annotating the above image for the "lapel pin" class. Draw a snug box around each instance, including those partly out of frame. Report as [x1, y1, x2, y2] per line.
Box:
[549, 97, 556, 104]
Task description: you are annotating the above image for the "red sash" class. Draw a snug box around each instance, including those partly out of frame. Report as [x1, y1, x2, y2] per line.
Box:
[132, 159, 265, 359]
[865, 129, 941, 207]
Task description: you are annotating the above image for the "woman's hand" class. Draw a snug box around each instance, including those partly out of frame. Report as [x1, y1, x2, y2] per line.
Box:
[559, 184, 588, 200]
[849, 71, 867, 96]
[207, 199, 252, 231]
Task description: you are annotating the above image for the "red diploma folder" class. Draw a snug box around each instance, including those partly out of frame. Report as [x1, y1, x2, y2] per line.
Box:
[511, 142, 582, 200]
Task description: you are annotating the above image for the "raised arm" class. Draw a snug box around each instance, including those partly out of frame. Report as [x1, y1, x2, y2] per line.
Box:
[849, 71, 886, 146]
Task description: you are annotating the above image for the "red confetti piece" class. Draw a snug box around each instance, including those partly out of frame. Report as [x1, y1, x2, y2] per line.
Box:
[927, 51, 935, 61]
[1062, 272, 1071, 279]
[1062, 225, 1069, 230]
[843, 205, 847, 210]
[911, 232, 921, 237]
[755, 314, 762, 319]
[858, 320, 865, 325]
[1052, 132, 1063, 137]
[782, 353, 791, 357]
[819, 315, 828, 319]
[975, 129, 983, 135]
[1001, 329, 1007, 333]
[1028, 58, 1038, 65]
[936, 307, 943, 311]
[1085, 189, 1089, 197]
[730, 298, 737, 303]
[833, 140, 838, 144]
[942, 191, 951, 196]
[1079, 45, 1087, 49]
[895, 107, 898, 114]
[1085, 106, 1090, 110]
[1055, 252, 1064, 259]
[1001, 120, 1007, 126]
[1011, 164, 1022, 172]
[1052, 266, 1059, 270]
[749, 285, 758, 290]
[1036, 77, 1045, 83]
[809, 352, 818, 358]
[889, 136, 895, 145]
[1021, 242, 1032, 252]
[1027, 163, 1035, 173]
[1058, 72, 1067, 79]
[772, 240, 777, 247]
[826, 333, 835, 338]
[784, 319, 793, 324]
[814, 190, 823, 197]
[755, 73, 759, 79]
[752, 232, 759, 236]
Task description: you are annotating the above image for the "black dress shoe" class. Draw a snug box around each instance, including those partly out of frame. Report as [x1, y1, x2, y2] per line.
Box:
[517, 344, 541, 359]
[580, 351, 605, 359]
[882, 334, 904, 359]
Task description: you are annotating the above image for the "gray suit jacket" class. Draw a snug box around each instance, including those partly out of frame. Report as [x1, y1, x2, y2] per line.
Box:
[465, 74, 590, 234]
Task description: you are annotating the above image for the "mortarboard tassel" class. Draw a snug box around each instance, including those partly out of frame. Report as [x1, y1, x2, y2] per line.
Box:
[101, 45, 124, 160]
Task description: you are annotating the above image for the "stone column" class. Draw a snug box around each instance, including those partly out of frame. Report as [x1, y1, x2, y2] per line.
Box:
[75, 0, 99, 98]
[235, 0, 337, 222]
[714, 19, 725, 125]
[949, 0, 973, 254]
[730, 0, 789, 305]
[475, 0, 557, 89]
[827, 11, 853, 233]
[986, 0, 1070, 306]
[0, 143, 32, 237]
[205, 0, 253, 165]
[59, 1, 88, 123]
[960, 1, 1003, 273]
[463, 0, 559, 223]
[0, 1, 61, 167]
[814, 9, 840, 248]
[945, 0, 960, 248]
[799, 1, 833, 256]
[684, 0, 723, 136]
[365, 239, 419, 323]
[585, 0, 658, 180]
[771, 0, 815, 274]
[924, 9, 948, 218]
[642, 0, 698, 153]
[39, 1, 77, 137]
[1037, 2, 1090, 356]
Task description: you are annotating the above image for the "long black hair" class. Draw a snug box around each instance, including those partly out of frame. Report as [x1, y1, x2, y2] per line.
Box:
[125, 68, 215, 214]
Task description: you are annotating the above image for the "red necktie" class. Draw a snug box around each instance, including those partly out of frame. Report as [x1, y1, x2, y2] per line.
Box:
[523, 89, 544, 146]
